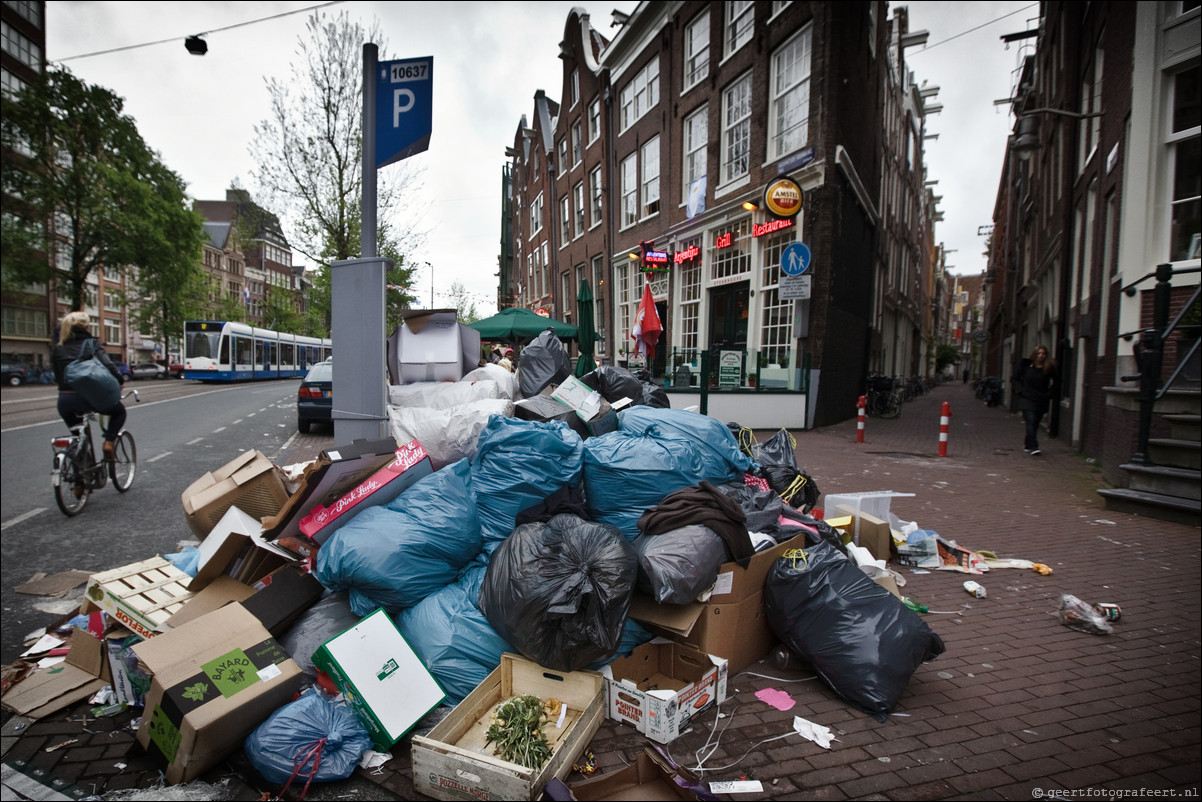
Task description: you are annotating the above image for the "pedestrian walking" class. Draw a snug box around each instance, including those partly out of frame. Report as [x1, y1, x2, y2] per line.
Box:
[1012, 345, 1056, 455]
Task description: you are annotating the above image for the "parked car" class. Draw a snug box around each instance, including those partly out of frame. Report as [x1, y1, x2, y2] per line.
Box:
[2, 361, 30, 386]
[129, 361, 168, 380]
[159, 360, 185, 379]
[297, 359, 333, 433]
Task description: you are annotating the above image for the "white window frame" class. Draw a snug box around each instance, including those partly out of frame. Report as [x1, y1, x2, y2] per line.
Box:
[573, 182, 585, 238]
[558, 138, 568, 174]
[560, 194, 572, 244]
[683, 11, 710, 91]
[530, 192, 544, 236]
[724, 1, 754, 59]
[683, 105, 709, 198]
[571, 121, 583, 168]
[620, 153, 638, 229]
[569, 68, 580, 108]
[619, 57, 660, 132]
[641, 137, 660, 219]
[590, 166, 604, 229]
[1167, 66, 1201, 262]
[588, 99, 601, 143]
[769, 26, 812, 160]
[721, 72, 752, 185]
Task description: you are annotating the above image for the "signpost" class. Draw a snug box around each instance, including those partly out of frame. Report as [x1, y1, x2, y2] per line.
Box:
[375, 56, 433, 169]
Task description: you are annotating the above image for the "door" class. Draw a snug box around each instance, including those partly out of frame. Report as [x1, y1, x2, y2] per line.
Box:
[708, 283, 750, 384]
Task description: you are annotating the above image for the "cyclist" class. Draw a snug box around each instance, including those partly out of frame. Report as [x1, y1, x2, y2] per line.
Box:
[51, 311, 127, 461]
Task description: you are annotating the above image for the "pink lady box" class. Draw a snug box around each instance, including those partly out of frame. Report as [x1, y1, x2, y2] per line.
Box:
[298, 440, 433, 544]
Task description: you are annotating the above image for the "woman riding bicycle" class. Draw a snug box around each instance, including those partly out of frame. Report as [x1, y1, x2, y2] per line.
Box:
[51, 311, 127, 461]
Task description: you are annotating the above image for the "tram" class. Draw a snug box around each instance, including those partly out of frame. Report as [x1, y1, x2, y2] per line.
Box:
[182, 320, 331, 381]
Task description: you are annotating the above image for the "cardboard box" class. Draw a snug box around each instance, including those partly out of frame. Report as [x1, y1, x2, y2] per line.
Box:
[514, 393, 592, 440]
[601, 640, 728, 744]
[312, 608, 445, 752]
[1, 629, 111, 720]
[181, 450, 290, 539]
[568, 746, 704, 801]
[388, 309, 481, 386]
[830, 510, 893, 563]
[298, 440, 433, 544]
[79, 557, 194, 639]
[411, 653, 606, 801]
[187, 506, 300, 592]
[132, 604, 302, 785]
[631, 591, 775, 676]
[240, 565, 326, 638]
[261, 439, 401, 546]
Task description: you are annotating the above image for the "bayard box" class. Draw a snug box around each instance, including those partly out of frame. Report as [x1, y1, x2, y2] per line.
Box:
[411, 654, 606, 801]
[132, 604, 302, 785]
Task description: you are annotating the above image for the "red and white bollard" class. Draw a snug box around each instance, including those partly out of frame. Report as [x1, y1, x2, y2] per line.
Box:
[857, 395, 867, 443]
[938, 401, 951, 457]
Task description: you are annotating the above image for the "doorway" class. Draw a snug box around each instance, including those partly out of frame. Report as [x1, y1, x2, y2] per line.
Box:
[708, 283, 749, 351]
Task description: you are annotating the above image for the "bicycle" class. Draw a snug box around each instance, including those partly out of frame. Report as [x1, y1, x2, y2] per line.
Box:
[50, 389, 139, 516]
[865, 374, 902, 419]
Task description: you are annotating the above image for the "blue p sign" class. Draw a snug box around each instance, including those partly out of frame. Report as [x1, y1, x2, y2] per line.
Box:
[376, 57, 432, 169]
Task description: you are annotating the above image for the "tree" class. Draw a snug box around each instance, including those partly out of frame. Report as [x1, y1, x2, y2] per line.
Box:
[1, 67, 205, 310]
[249, 10, 427, 335]
[935, 343, 961, 373]
[449, 280, 479, 324]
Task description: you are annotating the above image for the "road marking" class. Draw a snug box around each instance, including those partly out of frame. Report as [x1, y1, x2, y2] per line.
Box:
[1, 507, 45, 530]
[232, 419, 243, 425]
[147, 451, 172, 463]
[213, 427, 226, 433]
[186, 437, 203, 445]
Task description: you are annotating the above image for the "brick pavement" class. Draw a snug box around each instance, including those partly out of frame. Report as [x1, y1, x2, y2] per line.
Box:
[3, 384, 1198, 800]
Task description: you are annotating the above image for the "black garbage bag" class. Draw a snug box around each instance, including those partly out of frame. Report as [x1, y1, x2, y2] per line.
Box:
[518, 329, 572, 398]
[758, 464, 821, 512]
[632, 525, 728, 604]
[757, 428, 799, 468]
[764, 540, 945, 721]
[631, 368, 670, 408]
[478, 513, 638, 672]
[580, 365, 644, 403]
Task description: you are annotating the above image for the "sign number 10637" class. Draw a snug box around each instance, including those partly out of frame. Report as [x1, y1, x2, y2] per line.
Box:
[390, 62, 428, 83]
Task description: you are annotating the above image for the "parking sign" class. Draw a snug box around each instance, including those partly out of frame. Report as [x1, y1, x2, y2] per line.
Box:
[376, 57, 432, 168]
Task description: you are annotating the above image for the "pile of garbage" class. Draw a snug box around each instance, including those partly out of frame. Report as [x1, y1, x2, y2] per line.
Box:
[2, 332, 949, 799]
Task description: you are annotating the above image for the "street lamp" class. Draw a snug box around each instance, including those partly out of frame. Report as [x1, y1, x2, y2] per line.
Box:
[1009, 107, 1103, 160]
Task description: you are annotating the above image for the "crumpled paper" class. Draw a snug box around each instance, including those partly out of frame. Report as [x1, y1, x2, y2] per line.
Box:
[793, 716, 836, 749]
[359, 749, 393, 770]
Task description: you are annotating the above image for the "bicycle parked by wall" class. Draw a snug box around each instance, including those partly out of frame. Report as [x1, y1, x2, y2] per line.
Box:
[51, 389, 139, 516]
[865, 374, 902, 418]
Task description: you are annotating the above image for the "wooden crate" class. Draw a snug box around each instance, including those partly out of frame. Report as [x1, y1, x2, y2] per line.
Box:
[411, 654, 605, 801]
[79, 557, 194, 639]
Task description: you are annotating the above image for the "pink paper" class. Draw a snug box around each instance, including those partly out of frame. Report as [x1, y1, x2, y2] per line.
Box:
[756, 687, 796, 711]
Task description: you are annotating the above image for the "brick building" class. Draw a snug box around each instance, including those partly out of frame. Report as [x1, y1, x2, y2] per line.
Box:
[503, 1, 940, 426]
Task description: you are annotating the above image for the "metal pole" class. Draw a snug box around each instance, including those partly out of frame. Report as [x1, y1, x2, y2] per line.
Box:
[362, 44, 378, 259]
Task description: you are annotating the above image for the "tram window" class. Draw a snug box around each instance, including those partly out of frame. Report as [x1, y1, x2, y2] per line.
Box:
[281, 343, 294, 367]
[219, 336, 230, 365]
[186, 332, 216, 359]
[236, 337, 252, 365]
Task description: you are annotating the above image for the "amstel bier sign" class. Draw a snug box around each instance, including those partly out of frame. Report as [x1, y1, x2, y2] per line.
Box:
[763, 176, 802, 218]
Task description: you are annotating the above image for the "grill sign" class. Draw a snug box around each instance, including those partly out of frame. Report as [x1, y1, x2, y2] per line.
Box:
[763, 177, 802, 218]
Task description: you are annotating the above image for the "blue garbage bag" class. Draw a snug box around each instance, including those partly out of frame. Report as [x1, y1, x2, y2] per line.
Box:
[582, 408, 751, 540]
[763, 540, 945, 721]
[244, 688, 373, 786]
[397, 566, 513, 705]
[315, 460, 481, 617]
[471, 415, 585, 546]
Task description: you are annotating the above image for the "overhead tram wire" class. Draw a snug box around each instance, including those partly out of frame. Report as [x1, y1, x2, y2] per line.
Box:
[54, 1, 344, 63]
[906, 2, 1039, 54]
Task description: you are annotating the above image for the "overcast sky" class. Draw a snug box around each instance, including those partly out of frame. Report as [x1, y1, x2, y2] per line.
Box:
[46, 0, 1037, 317]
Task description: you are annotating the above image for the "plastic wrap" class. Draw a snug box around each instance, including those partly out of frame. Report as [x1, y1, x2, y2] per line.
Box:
[461, 363, 518, 400]
[314, 459, 482, 616]
[632, 525, 729, 604]
[477, 513, 638, 672]
[764, 540, 945, 721]
[470, 415, 585, 546]
[386, 398, 513, 469]
[244, 688, 373, 785]
[388, 379, 501, 409]
[278, 591, 361, 679]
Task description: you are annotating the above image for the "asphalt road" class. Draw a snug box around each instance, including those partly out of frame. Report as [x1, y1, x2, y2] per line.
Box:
[0, 378, 307, 666]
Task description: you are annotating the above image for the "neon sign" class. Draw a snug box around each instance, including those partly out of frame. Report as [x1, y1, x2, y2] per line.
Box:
[715, 232, 733, 248]
[752, 218, 794, 237]
[673, 244, 700, 264]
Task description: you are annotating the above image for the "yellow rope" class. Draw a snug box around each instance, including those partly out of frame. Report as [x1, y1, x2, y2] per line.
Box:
[737, 427, 758, 459]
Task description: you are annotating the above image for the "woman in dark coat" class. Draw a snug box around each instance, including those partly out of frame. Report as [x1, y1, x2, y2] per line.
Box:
[51, 310, 126, 460]
[1013, 345, 1056, 455]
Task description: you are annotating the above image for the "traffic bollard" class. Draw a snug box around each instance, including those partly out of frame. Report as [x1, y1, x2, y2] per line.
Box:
[938, 401, 951, 457]
[857, 395, 866, 443]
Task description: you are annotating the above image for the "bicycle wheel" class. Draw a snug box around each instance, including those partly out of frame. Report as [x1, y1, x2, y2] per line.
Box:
[880, 391, 903, 419]
[54, 452, 89, 516]
[110, 431, 137, 492]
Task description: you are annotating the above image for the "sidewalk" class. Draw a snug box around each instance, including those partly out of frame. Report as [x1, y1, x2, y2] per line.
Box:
[3, 381, 1198, 801]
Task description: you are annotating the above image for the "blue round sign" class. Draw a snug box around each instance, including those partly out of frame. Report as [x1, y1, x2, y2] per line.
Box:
[781, 242, 811, 276]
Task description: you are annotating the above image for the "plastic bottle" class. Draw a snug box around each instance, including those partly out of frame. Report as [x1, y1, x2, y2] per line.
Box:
[771, 644, 806, 671]
[901, 596, 928, 613]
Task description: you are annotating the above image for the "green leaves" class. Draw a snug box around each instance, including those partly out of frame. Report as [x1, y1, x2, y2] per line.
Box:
[484, 695, 555, 769]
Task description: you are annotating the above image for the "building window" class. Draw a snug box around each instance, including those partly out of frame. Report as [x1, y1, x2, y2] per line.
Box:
[588, 99, 600, 143]
[619, 57, 660, 131]
[558, 138, 568, 173]
[683, 105, 709, 197]
[560, 195, 572, 243]
[571, 121, 583, 167]
[569, 68, 579, 108]
[721, 73, 752, 184]
[709, 218, 751, 281]
[2, 306, 48, 338]
[616, 260, 632, 350]
[531, 192, 544, 235]
[573, 182, 585, 237]
[1, 65, 28, 99]
[770, 26, 812, 160]
[684, 11, 710, 90]
[724, 0, 754, 58]
[621, 153, 638, 228]
[592, 254, 606, 354]
[641, 137, 660, 218]
[1, 20, 41, 70]
[760, 229, 796, 369]
[677, 236, 702, 353]
[563, 272, 573, 322]
[1169, 66, 1200, 261]
[590, 166, 604, 229]
[5, 1, 41, 27]
[104, 318, 122, 346]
